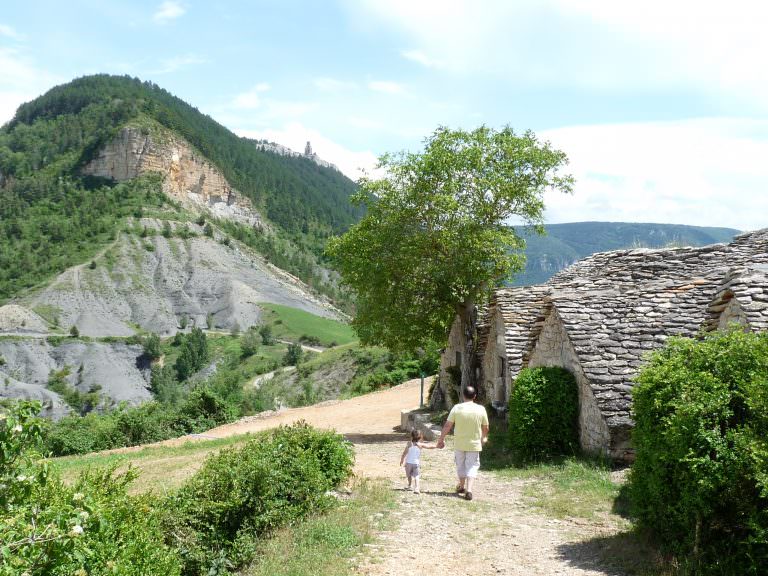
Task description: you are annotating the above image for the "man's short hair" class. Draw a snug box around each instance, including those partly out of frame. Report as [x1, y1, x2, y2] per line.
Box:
[463, 386, 477, 400]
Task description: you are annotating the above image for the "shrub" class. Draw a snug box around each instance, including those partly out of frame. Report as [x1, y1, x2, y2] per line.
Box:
[259, 324, 274, 345]
[507, 366, 578, 464]
[163, 422, 354, 575]
[69, 325, 80, 338]
[240, 328, 260, 358]
[1, 401, 182, 575]
[143, 332, 162, 360]
[283, 342, 303, 366]
[629, 330, 768, 574]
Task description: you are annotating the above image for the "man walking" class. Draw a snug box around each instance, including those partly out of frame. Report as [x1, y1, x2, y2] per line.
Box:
[436, 386, 489, 501]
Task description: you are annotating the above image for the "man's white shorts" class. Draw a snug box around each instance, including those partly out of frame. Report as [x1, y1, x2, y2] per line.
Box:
[454, 450, 480, 478]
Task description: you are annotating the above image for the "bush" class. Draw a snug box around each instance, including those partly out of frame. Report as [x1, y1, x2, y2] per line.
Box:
[163, 422, 353, 575]
[240, 328, 260, 358]
[259, 324, 274, 345]
[1, 401, 182, 575]
[507, 366, 578, 464]
[283, 342, 303, 366]
[143, 332, 162, 360]
[629, 330, 768, 574]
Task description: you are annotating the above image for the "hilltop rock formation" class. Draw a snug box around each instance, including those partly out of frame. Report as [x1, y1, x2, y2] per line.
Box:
[83, 125, 264, 228]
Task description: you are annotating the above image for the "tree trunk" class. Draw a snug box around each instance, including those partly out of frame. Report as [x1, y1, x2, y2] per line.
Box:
[457, 298, 476, 395]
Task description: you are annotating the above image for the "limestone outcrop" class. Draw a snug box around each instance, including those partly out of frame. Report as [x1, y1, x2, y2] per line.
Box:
[83, 125, 264, 227]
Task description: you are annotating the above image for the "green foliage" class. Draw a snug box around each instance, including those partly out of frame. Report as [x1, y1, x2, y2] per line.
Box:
[508, 367, 579, 464]
[46, 368, 100, 415]
[327, 125, 573, 353]
[240, 327, 260, 358]
[174, 328, 209, 380]
[0, 401, 182, 575]
[629, 330, 768, 574]
[44, 387, 235, 457]
[259, 324, 275, 346]
[283, 342, 304, 366]
[163, 423, 354, 575]
[0, 169, 166, 303]
[143, 332, 162, 360]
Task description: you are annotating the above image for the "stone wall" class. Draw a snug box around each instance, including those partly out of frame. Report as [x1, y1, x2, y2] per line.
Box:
[482, 309, 509, 406]
[83, 126, 264, 228]
[527, 309, 611, 456]
[718, 295, 748, 330]
[435, 316, 464, 409]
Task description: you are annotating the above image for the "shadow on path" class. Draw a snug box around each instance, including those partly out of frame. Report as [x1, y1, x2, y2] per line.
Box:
[556, 530, 658, 576]
[345, 432, 405, 445]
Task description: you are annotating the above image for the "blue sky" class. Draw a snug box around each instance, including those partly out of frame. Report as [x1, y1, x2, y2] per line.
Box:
[2, 0, 767, 230]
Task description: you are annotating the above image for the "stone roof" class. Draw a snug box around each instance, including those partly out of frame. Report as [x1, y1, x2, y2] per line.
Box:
[491, 285, 551, 381]
[497, 228, 768, 441]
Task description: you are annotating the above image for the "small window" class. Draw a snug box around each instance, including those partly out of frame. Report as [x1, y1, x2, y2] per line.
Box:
[498, 356, 506, 379]
[455, 351, 462, 368]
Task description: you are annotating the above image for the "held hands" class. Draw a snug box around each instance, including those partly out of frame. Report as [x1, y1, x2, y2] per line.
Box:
[436, 439, 445, 449]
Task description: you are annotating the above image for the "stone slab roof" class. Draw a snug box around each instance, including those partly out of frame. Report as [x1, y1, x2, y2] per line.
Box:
[492, 285, 551, 381]
[497, 228, 768, 439]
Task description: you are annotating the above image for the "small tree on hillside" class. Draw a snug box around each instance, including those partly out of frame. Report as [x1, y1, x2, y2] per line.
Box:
[327, 126, 573, 374]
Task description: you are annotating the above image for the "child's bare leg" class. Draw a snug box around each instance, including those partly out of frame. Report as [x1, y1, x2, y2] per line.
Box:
[413, 476, 420, 493]
[465, 476, 475, 494]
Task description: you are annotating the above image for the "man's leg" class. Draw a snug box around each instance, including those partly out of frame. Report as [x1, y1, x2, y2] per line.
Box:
[464, 452, 481, 499]
[455, 451, 466, 492]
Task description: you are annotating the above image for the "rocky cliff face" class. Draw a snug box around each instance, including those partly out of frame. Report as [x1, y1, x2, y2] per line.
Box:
[83, 126, 264, 228]
[0, 339, 150, 419]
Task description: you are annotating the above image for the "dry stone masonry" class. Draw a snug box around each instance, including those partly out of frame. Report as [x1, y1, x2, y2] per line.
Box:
[444, 229, 768, 460]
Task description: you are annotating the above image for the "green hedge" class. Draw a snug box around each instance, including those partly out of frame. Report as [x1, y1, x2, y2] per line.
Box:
[629, 330, 768, 574]
[508, 366, 578, 464]
[163, 422, 354, 575]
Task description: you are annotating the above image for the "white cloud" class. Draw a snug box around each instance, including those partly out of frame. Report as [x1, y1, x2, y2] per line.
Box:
[401, 49, 444, 69]
[350, 0, 768, 109]
[539, 118, 768, 231]
[236, 122, 379, 180]
[151, 53, 208, 74]
[313, 77, 358, 92]
[153, 1, 186, 23]
[0, 47, 60, 125]
[0, 24, 24, 41]
[368, 80, 406, 95]
[231, 83, 271, 109]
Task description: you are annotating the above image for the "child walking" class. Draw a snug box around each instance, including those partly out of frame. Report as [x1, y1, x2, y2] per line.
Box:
[400, 429, 435, 494]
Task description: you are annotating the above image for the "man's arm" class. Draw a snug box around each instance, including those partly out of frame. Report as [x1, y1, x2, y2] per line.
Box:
[481, 424, 489, 444]
[436, 420, 454, 449]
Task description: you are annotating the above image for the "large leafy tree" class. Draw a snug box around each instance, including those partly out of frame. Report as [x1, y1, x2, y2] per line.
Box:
[327, 126, 573, 354]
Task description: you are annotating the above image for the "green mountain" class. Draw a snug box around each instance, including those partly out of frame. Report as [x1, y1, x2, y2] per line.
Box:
[512, 221, 741, 285]
[0, 74, 360, 303]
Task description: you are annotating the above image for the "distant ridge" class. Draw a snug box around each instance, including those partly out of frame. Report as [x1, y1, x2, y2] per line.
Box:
[512, 221, 742, 285]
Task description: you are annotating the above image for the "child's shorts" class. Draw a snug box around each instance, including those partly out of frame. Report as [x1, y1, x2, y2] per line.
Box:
[404, 463, 420, 478]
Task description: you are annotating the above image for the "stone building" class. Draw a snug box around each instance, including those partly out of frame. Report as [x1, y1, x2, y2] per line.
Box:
[438, 229, 768, 460]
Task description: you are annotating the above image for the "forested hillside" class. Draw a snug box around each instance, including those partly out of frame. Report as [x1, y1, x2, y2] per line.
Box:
[512, 221, 740, 285]
[0, 74, 361, 303]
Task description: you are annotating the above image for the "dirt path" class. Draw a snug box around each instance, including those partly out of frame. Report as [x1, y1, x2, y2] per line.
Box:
[105, 378, 628, 574]
[201, 379, 628, 575]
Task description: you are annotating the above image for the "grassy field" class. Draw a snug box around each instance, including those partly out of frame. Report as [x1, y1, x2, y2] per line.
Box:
[243, 478, 395, 576]
[259, 303, 357, 347]
[51, 433, 256, 494]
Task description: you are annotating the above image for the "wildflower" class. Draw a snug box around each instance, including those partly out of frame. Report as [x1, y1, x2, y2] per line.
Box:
[69, 525, 84, 537]
[16, 475, 27, 482]
[73, 492, 85, 501]
[79, 510, 90, 520]
[12, 424, 23, 433]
